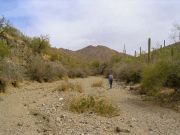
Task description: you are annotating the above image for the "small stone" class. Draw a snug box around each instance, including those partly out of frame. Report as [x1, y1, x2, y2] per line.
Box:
[37, 129, 41, 133]
[56, 117, 61, 122]
[115, 127, 130, 133]
[149, 128, 153, 131]
[17, 122, 23, 126]
[132, 117, 137, 122]
[33, 101, 36, 103]
[60, 114, 65, 118]
[59, 97, 63, 101]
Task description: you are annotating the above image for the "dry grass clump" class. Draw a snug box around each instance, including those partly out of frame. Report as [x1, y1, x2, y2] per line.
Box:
[91, 80, 103, 87]
[56, 77, 83, 93]
[69, 95, 119, 117]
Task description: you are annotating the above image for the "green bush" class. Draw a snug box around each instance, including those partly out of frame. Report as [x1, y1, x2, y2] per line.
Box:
[0, 40, 9, 59]
[141, 61, 172, 95]
[67, 68, 87, 78]
[115, 63, 142, 84]
[163, 61, 180, 89]
[30, 36, 50, 54]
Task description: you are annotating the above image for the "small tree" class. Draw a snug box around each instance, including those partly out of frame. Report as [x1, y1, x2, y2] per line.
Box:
[0, 16, 9, 36]
[0, 40, 9, 59]
[170, 24, 180, 43]
[30, 35, 50, 54]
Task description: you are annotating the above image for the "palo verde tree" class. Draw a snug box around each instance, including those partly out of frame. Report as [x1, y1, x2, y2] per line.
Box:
[30, 35, 50, 54]
[0, 40, 9, 59]
[170, 24, 180, 43]
[0, 16, 10, 59]
[0, 16, 10, 40]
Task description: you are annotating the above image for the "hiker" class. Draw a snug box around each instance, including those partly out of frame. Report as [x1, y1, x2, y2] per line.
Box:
[108, 73, 113, 89]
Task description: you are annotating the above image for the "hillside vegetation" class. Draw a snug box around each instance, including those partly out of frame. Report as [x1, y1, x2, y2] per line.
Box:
[0, 17, 180, 105]
[0, 17, 129, 91]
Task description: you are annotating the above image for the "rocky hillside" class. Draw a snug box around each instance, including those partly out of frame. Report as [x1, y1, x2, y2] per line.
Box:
[76, 45, 126, 61]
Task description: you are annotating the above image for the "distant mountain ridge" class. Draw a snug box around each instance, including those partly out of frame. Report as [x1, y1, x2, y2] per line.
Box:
[60, 45, 127, 61]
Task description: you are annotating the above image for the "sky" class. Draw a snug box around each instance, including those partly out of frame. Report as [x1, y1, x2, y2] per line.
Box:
[0, 0, 180, 54]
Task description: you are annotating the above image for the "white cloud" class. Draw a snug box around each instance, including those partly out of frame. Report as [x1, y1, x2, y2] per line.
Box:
[9, 0, 180, 54]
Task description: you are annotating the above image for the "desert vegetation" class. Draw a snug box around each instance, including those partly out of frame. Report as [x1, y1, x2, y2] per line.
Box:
[0, 16, 180, 106]
[91, 79, 103, 87]
[68, 94, 119, 117]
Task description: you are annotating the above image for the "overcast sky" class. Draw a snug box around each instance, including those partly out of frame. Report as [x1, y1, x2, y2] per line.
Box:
[0, 0, 180, 54]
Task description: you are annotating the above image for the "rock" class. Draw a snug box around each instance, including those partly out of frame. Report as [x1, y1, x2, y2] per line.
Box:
[115, 127, 130, 133]
[37, 129, 41, 133]
[131, 117, 137, 122]
[59, 97, 63, 101]
[33, 101, 36, 103]
[17, 122, 23, 127]
[56, 117, 61, 122]
[60, 114, 65, 118]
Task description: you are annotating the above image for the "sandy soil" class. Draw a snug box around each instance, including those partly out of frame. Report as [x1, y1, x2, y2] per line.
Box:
[0, 77, 179, 135]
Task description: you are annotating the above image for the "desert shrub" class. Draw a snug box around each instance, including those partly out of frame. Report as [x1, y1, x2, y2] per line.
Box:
[156, 90, 180, 103]
[0, 40, 10, 59]
[0, 61, 22, 88]
[30, 35, 50, 54]
[67, 68, 87, 78]
[89, 60, 101, 75]
[115, 63, 142, 84]
[141, 61, 172, 95]
[69, 95, 119, 117]
[164, 61, 180, 88]
[91, 80, 103, 87]
[56, 78, 83, 93]
[27, 55, 66, 82]
[0, 61, 22, 91]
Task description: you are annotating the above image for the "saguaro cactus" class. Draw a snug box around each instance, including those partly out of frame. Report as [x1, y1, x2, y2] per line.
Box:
[171, 47, 174, 61]
[164, 40, 166, 47]
[148, 38, 151, 63]
[123, 44, 126, 55]
[140, 46, 142, 56]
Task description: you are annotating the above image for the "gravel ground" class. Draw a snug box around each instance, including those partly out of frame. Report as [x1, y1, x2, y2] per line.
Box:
[0, 77, 180, 135]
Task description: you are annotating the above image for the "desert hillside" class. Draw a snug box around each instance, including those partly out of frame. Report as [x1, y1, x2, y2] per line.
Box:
[0, 11, 180, 135]
[76, 45, 126, 61]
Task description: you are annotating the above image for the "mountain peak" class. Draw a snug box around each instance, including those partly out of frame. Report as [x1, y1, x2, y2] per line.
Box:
[76, 45, 125, 61]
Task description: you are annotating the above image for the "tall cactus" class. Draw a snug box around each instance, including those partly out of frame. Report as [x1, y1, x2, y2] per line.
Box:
[148, 38, 151, 63]
[134, 50, 137, 57]
[171, 47, 174, 61]
[160, 45, 162, 49]
[140, 46, 142, 56]
[164, 40, 166, 47]
[123, 44, 126, 55]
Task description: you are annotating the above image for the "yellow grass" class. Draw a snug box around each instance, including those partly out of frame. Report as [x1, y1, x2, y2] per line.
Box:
[91, 80, 103, 87]
[68, 95, 119, 117]
[56, 78, 83, 93]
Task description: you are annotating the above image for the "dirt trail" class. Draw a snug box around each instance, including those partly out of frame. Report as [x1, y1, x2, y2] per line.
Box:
[0, 77, 179, 135]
